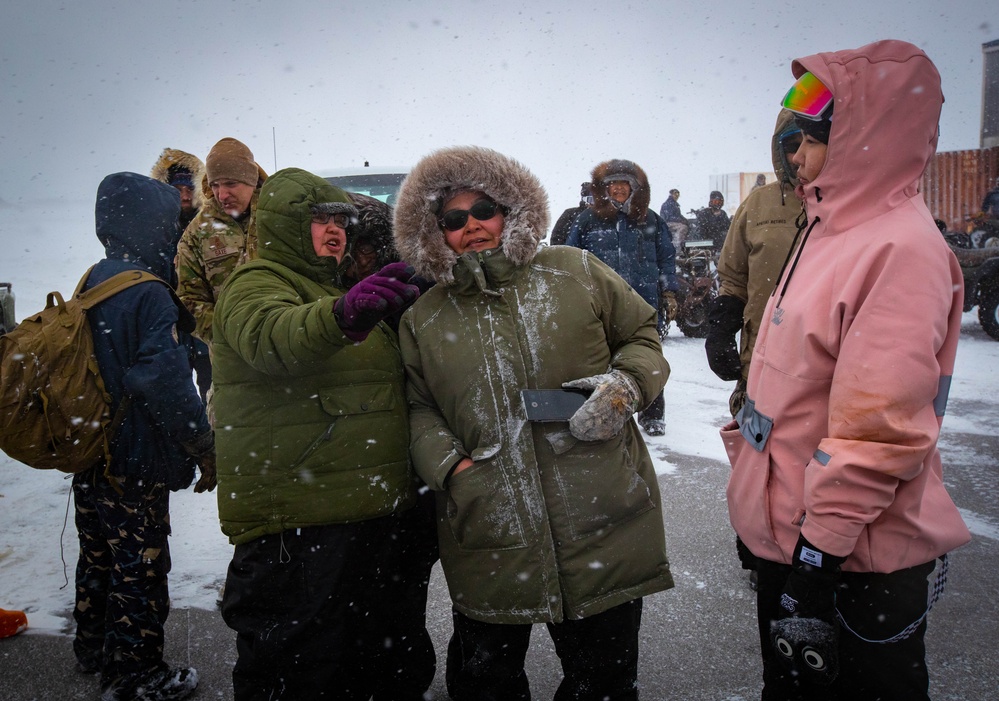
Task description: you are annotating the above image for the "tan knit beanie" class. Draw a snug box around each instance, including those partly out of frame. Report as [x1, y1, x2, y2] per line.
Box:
[206, 138, 258, 186]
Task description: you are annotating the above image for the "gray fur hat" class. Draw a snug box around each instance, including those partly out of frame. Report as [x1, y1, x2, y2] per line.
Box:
[393, 146, 550, 285]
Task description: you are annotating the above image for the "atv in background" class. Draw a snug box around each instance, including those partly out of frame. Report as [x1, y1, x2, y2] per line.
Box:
[667, 238, 718, 339]
[949, 244, 999, 340]
[0, 282, 14, 335]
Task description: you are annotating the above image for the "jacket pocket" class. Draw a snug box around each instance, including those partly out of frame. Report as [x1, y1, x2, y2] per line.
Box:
[548, 431, 654, 540]
[445, 450, 528, 552]
[319, 382, 397, 417]
[722, 421, 778, 552]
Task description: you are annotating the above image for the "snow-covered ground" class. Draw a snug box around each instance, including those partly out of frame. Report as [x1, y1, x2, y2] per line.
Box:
[2, 200, 997, 634]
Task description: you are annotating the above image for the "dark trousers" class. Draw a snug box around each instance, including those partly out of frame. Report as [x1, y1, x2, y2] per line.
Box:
[756, 558, 936, 701]
[639, 390, 665, 423]
[447, 598, 643, 701]
[72, 468, 172, 683]
[222, 502, 437, 701]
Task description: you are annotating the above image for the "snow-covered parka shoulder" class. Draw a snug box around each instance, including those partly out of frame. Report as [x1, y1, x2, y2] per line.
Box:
[394, 146, 674, 625]
[724, 40, 970, 573]
[211, 168, 414, 545]
[150, 148, 206, 210]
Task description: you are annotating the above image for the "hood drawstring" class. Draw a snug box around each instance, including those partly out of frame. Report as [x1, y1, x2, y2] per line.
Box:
[771, 210, 820, 312]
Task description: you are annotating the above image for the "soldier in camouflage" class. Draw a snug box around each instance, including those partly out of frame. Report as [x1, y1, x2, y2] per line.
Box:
[175, 137, 267, 344]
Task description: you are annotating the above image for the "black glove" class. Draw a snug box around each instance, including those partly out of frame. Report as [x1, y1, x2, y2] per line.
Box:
[334, 262, 421, 342]
[182, 431, 217, 494]
[704, 295, 744, 382]
[770, 535, 846, 686]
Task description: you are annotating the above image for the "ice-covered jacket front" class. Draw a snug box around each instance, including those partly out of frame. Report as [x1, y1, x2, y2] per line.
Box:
[566, 159, 678, 306]
[724, 40, 971, 573]
[394, 146, 674, 625]
[211, 168, 414, 545]
[86, 172, 210, 490]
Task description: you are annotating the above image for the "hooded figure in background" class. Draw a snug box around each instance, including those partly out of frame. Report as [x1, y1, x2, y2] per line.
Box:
[723, 40, 971, 699]
[150, 148, 206, 231]
[692, 190, 731, 250]
[151, 147, 212, 403]
[565, 158, 677, 436]
[395, 145, 674, 700]
[707, 109, 804, 418]
[75, 172, 215, 701]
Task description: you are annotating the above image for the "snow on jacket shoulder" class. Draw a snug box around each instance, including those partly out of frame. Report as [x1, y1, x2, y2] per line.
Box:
[724, 40, 970, 573]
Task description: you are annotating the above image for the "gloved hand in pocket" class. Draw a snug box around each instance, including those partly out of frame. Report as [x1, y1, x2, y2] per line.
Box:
[562, 370, 641, 442]
[770, 534, 846, 686]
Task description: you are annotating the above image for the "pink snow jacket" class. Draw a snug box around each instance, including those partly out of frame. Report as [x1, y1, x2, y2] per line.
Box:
[723, 40, 971, 574]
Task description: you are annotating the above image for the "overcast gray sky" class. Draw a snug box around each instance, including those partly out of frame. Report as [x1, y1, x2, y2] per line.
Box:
[0, 0, 994, 217]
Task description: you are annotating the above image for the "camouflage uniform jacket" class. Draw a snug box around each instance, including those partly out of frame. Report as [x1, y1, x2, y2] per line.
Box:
[176, 189, 260, 343]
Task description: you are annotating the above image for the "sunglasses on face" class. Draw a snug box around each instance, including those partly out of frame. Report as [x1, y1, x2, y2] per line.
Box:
[438, 198, 502, 232]
[781, 71, 833, 121]
[312, 212, 352, 228]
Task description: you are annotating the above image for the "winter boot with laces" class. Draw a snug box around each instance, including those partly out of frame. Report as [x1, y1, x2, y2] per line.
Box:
[100, 663, 199, 701]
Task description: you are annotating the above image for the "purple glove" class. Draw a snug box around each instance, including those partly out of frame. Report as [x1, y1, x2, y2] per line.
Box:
[334, 262, 420, 342]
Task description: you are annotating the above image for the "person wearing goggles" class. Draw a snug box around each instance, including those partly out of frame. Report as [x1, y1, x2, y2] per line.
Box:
[393, 146, 674, 701]
[724, 41, 970, 700]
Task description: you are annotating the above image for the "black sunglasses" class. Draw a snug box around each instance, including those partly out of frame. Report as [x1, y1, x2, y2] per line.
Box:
[312, 212, 352, 228]
[438, 198, 503, 232]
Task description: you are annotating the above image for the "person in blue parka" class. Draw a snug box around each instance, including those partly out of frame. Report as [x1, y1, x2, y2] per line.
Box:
[74, 172, 216, 701]
[567, 158, 677, 436]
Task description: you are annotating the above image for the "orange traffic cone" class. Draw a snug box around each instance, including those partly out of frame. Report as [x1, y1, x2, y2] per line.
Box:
[0, 608, 28, 638]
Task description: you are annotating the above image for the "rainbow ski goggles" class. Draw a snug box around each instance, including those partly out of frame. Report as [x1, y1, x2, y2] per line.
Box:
[781, 71, 833, 121]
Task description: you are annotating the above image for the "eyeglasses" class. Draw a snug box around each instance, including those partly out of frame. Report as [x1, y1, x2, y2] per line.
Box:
[781, 71, 833, 121]
[311, 212, 352, 228]
[778, 126, 803, 155]
[438, 198, 502, 232]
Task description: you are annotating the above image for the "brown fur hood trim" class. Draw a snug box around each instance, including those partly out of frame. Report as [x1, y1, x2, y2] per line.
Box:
[393, 146, 550, 285]
[589, 159, 651, 224]
[150, 148, 206, 209]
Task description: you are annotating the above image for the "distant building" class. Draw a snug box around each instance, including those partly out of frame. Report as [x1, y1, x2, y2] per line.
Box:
[708, 172, 774, 215]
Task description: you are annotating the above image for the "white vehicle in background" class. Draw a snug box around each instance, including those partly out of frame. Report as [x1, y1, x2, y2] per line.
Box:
[319, 163, 409, 205]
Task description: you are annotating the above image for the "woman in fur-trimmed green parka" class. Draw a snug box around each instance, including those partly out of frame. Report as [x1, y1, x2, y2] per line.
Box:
[394, 146, 675, 700]
[211, 168, 433, 700]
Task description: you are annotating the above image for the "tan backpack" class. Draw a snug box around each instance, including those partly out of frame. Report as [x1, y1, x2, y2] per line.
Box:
[0, 267, 168, 473]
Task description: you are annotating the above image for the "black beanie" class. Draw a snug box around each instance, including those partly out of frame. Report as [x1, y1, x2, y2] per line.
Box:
[794, 102, 833, 144]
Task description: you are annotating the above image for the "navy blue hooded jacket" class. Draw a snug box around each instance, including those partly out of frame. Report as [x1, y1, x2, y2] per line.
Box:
[83, 172, 210, 490]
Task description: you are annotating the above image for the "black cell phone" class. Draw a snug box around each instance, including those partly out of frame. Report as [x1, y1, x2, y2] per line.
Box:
[521, 389, 590, 421]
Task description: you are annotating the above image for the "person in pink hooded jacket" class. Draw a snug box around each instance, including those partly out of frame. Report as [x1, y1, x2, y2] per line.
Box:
[722, 40, 971, 700]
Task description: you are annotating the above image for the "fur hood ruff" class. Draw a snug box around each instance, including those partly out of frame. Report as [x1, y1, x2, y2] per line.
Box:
[589, 159, 651, 224]
[150, 148, 206, 210]
[393, 146, 550, 285]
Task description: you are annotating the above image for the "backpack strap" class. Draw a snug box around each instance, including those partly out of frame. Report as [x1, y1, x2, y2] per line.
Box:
[73, 267, 196, 333]
[76, 269, 167, 309]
